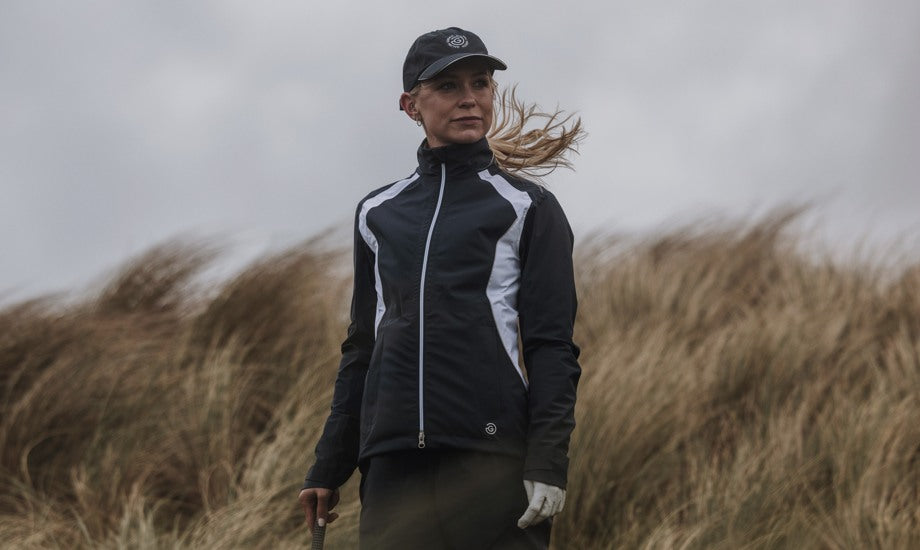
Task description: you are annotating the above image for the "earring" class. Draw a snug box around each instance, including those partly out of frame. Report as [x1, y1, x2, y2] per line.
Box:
[415, 118, 422, 127]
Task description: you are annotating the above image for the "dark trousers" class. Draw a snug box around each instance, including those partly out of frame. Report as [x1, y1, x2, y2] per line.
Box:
[359, 450, 551, 549]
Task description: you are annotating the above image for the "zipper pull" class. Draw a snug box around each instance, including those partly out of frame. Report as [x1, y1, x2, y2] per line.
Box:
[418, 431, 426, 449]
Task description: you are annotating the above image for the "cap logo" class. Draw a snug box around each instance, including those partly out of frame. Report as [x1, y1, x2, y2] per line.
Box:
[446, 34, 468, 48]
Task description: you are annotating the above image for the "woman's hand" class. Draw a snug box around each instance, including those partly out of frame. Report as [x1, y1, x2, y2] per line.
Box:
[298, 487, 340, 533]
[517, 480, 566, 528]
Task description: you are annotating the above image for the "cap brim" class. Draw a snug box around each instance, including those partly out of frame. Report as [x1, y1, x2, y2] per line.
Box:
[418, 53, 507, 82]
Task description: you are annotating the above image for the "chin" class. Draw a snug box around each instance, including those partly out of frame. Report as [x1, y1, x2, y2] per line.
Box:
[429, 130, 487, 147]
[451, 132, 486, 144]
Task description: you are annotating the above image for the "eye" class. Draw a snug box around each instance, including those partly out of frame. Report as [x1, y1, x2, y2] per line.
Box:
[473, 78, 490, 89]
[437, 81, 457, 91]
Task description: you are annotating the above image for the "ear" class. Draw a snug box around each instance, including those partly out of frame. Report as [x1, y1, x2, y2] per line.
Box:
[399, 92, 418, 120]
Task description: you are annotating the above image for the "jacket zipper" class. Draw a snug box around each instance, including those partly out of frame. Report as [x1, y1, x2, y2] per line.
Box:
[417, 163, 446, 449]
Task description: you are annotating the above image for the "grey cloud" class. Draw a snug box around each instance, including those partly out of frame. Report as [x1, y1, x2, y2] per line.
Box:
[2, 1, 919, 301]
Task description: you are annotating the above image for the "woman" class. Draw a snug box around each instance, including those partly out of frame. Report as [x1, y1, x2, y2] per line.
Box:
[299, 27, 583, 549]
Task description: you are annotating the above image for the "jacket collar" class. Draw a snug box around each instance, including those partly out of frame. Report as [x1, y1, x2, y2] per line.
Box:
[416, 137, 495, 176]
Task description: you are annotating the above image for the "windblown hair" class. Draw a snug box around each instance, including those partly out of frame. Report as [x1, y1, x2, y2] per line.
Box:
[487, 84, 585, 178]
[409, 78, 585, 179]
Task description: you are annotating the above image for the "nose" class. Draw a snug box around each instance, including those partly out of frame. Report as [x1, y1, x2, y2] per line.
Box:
[458, 84, 477, 108]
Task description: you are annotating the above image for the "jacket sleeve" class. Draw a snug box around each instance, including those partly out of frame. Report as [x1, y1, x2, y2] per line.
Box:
[302, 204, 377, 490]
[517, 189, 581, 489]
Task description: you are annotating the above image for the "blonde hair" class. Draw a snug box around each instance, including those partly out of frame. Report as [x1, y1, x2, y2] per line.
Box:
[487, 83, 584, 178]
[408, 77, 585, 179]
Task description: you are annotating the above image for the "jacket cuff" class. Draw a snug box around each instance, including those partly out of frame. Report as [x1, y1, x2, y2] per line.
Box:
[301, 459, 353, 491]
[302, 477, 336, 490]
[524, 447, 570, 486]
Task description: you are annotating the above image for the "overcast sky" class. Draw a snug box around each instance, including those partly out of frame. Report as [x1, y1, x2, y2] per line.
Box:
[2, 1, 919, 302]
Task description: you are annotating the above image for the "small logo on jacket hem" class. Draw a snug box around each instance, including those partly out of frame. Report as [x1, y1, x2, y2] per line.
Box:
[484, 422, 497, 435]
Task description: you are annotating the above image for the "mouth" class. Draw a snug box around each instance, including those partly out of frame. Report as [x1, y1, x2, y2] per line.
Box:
[452, 116, 482, 123]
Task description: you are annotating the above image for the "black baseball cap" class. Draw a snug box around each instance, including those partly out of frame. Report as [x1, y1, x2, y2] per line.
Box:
[402, 27, 507, 93]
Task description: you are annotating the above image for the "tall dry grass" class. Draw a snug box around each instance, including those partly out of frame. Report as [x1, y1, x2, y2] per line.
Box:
[1, 211, 918, 549]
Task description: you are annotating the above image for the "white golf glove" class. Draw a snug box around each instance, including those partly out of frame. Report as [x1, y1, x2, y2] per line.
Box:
[517, 479, 566, 528]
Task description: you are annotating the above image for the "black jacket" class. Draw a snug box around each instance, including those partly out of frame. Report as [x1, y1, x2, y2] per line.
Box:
[304, 138, 580, 489]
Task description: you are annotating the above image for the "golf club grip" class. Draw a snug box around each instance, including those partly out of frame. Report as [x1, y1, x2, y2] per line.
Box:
[311, 523, 326, 550]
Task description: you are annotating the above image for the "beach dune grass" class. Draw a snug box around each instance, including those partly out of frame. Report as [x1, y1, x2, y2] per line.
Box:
[1, 211, 918, 548]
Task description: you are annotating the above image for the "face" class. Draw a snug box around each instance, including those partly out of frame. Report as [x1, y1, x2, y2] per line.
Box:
[400, 59, 494, 148]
